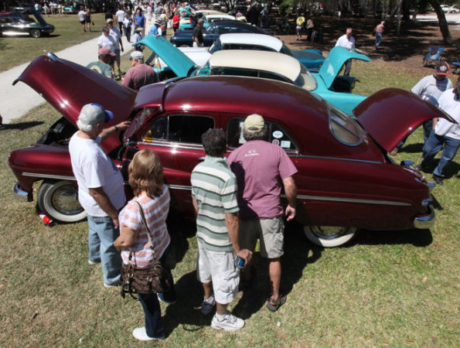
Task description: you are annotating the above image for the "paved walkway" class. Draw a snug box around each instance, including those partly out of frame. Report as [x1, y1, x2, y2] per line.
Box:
[0, 36, 133, 124]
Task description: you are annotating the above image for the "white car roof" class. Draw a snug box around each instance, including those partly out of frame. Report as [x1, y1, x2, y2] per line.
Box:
[208, 50, 301, 82]
[218, 33, 283, 52]
[205, 14, 236, 20]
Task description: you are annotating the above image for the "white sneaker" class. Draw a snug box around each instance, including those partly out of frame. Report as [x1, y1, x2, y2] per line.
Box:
[200, 295, 216, 315]
[211, 312, 244, 331]
[103, 280, 121, 288]
[132, 327, 165, 341]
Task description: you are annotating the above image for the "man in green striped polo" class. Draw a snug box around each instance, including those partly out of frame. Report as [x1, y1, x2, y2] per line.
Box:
[191, 128, 252, 332]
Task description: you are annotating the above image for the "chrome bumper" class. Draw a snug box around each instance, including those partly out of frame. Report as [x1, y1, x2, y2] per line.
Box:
[414, 205, 435, 229]
[13, 183, 30, 202]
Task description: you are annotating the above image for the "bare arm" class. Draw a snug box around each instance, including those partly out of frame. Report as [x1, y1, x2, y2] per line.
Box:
[114, 226, 137, 250]
[89, 187, 120, 228]
[100, 120, 131, 140]
[192, 198, 199, 216]
[283, 176, 297, 221]
[226, 212, 252, 264]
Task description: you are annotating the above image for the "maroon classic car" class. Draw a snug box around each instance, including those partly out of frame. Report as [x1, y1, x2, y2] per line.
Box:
[9, 53, 452, 247]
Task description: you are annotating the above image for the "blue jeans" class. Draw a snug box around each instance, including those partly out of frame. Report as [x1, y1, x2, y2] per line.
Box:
[139, 293, 165, 338]
[422, 131, 460, 178]
[87, 215, 121, 285]
[137, 251, 175, 338]
[375, 32, 382, 47]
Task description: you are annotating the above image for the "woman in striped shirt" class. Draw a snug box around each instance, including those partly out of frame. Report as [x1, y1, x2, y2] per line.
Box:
[115, 149, 175, 341]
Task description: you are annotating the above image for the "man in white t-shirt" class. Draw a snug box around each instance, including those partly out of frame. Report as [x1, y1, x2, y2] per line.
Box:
[78, 8, 87, 32]
[106, 18, 124, 78]
[69, 104, 130, 287]
[115, 7, 126, 34]
[335, 27, 355, 76]
[420, 77, 460, 185]
[391, 62, 453, 155]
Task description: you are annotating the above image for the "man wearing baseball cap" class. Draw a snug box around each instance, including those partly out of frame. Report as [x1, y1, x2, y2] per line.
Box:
[86, 47, 115, 79]
[69, 104, 130, 287]
[420, 76, 460, 185]
[227, 114, 297, 312]
[122, 51, 158, 90]
[390, 61, 453, 155]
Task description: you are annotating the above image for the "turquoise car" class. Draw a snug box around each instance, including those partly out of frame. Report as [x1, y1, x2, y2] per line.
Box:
[138, 36, 370, 114]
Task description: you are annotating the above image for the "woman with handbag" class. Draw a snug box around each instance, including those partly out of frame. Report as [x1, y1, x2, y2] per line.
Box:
[114, 149, 176, 341]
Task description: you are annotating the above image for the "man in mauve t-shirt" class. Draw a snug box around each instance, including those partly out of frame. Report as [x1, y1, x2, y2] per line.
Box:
[227, 114, 297, 312]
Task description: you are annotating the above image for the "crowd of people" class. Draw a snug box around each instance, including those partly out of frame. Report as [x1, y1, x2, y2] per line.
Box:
[69, 103, 298, 339]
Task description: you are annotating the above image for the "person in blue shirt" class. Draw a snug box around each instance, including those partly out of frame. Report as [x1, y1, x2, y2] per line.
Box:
[133, 7, 146, 35]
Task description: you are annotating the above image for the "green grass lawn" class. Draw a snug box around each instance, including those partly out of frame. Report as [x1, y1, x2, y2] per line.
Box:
[0, 59, 459, 347]
[0, 13, 106, 72]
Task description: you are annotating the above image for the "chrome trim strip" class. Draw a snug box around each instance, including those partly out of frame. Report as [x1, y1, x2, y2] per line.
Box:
[296, 194, 411, 207]
[22, 172, 76, 181]
[288, 154, 382, 165]
[414, 205, 435, 229]
[168, 184, 192, 191]
[138, 141, 203, 151]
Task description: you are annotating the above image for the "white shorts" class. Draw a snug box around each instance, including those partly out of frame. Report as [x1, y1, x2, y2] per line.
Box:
[196, 241, 239, 305]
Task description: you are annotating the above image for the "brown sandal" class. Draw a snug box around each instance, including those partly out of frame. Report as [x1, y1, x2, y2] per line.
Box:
[266, 295, 287, 312]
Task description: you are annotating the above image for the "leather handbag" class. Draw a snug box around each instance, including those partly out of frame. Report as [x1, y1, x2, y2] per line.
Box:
[121, 201, 171, 298]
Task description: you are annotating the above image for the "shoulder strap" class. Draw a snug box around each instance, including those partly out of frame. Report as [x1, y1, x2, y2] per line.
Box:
[135, 200, 155, 250]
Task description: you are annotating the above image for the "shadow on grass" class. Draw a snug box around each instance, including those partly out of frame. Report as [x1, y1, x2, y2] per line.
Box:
[350, 228, 433, 247]
[163, 270, 210, 336]
[419, 159, 460, 179]
[0, 121, 43, 130]
[233, 221, 321, 320]
[166, 212, 193, 269]
[400, 142, 424, 153]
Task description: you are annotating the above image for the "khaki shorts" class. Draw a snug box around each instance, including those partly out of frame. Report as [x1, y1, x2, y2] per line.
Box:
[239, 217, 284, 259]
[196, 241, 239, 305]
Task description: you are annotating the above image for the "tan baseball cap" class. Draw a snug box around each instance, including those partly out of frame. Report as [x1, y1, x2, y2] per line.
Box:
[244, 114, 265, 133]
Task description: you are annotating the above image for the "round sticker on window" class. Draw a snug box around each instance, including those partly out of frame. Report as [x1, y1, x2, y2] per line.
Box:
[272, 130, 283, 139]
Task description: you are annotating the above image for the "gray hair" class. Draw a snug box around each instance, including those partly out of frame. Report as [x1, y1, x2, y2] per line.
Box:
[76, 119, 95, 133]
[243, 126, 267, 141]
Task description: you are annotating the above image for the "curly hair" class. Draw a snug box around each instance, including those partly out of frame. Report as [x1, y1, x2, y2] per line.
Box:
[128, 149, 164, 197]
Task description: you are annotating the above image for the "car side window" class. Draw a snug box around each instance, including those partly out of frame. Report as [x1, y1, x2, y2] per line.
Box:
[227, 118, 297, 152]
[328, 106, 362, 146]
[143, 115, 214, 145]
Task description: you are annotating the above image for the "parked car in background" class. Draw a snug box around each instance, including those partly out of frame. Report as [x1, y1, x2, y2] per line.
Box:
[166, 33, 325, 71]
[0, 10, 54, 38]
[9, 53, 445, 247]
[170, 20, 273, 47]
[139, 36, 370, 113]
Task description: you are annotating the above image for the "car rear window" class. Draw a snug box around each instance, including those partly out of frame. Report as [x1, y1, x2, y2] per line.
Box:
[329, 106, 362, 146]
[227, 118, 297, 152]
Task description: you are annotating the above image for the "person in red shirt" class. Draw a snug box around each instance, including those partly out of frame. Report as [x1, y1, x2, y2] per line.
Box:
[122, 51, 158, 91]
[172, 10, 180, 34]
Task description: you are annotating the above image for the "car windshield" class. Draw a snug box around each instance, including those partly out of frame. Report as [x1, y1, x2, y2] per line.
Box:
[208, 39, 221, 54]
[296, 64, 317, 91]
[280, 44, 294, 56]
[328, 104, 363, 146]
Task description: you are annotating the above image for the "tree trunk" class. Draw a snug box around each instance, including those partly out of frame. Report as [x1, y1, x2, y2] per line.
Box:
[428, 0, 452, 43]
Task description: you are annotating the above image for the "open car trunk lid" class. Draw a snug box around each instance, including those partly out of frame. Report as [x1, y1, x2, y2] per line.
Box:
[14, 53, 136, 153]
[138, 36, 196, 77]
[317, 47, 370, 89]
[354, 88, 456, 152]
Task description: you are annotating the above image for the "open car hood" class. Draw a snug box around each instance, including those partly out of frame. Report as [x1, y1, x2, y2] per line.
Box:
[138, 36, 196, 77]
[14, 53, 136, 152]
[317, 47, 370, 89]
[354, 88, 456, 152]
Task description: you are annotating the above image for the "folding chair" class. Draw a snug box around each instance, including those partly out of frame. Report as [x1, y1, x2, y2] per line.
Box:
[423, 46, 444, 67]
